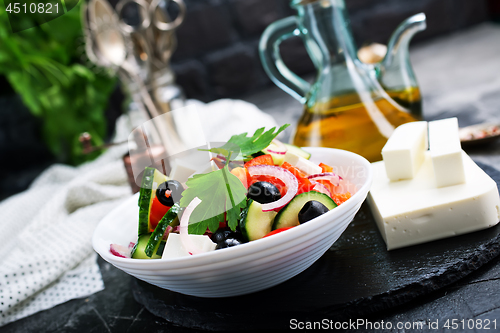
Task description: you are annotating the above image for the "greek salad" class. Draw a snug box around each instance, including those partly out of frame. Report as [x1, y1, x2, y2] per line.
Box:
[110, 125, 355, 259]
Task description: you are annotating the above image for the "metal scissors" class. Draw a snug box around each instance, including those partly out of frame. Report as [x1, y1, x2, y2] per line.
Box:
[115, 0, 186, 70]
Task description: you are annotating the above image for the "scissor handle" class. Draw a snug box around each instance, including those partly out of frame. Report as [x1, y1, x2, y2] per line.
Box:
[150, 0, 186, 31]
[116, 0, 151, 33]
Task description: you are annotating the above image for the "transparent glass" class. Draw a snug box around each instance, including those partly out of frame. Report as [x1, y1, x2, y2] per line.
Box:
[259, 0, 426, 162]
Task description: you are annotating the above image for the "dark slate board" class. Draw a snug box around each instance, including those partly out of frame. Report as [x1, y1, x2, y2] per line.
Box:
[132, 162, 500, 331]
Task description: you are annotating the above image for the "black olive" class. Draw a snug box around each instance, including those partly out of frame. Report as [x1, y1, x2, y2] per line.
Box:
[211, 230, 232, 244]
[216, 237, 244, 249]
[156, 180, 183, 206]
[211, 230, 244, 243]
[298, 200, 330, 224]
[247, 181, 281, 204]
[211, 230, 245, 249]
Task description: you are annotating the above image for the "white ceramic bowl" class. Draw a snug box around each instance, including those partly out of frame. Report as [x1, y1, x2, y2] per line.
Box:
[92, 147, 373, 297]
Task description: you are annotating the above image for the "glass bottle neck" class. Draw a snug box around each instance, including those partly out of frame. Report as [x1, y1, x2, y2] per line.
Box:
[295, 0, 358, 65]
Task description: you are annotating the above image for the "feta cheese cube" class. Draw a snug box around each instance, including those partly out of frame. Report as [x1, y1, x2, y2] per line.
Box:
[284, 151, 322, 175]
[162, 233, 217, 259]
[428, 118, 465, 187]
[382, 121, 428, 181]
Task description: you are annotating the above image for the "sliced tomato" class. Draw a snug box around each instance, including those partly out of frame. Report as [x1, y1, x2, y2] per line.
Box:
[281, 161, 307, 178]
[244, 154, 274, 168]
[281, 162, 315, 194]
[319, 162, 334, 173]
[149, 196, 171, 231]
[231, 167, 250, 188]
[331, 192, 352, 206]
[263, 226, 295, 238]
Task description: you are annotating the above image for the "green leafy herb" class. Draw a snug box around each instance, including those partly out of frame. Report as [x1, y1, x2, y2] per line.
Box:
[206, 124, 289, 160]
[0, 5, 117, 165]
[180, 166, 247, 235]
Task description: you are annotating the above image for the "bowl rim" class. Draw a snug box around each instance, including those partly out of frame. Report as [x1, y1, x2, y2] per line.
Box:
[92, 147, 373, 268]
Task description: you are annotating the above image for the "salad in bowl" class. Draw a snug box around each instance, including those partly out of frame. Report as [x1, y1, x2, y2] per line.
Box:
[92, 125, 372, 297]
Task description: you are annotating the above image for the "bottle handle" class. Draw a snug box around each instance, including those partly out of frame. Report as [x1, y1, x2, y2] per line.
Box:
[259, 16, 311, 103]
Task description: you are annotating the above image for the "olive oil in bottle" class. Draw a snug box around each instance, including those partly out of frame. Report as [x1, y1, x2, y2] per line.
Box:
[292, 88, 422, 162]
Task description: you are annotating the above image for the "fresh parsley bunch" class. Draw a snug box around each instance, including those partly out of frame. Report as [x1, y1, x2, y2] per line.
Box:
[0, 5, 116, 164]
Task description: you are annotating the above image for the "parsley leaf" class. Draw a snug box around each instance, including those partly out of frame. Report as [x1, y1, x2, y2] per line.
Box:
[180, 166, 247, 235]
[206, 124, 289, 160]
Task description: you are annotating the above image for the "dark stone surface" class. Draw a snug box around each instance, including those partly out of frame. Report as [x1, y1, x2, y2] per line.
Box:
[0, 95, 55, 200]
[351, 0, 451, 45]
[172, 59, 211, 102]
[0, 84, 124, 201]
[454, 0, 490, 29]
[229, 0, 287, 36]
[172, 2, 238, 61]
[126, 162, 500, 331]
[279, 36, 316, 76]
[204, 44, 260, 97]
[345, 0, 377, 12]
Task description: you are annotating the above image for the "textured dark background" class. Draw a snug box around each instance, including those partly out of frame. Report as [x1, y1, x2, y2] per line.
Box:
[0, 0, 497, 200]
[171, 0, 493, 101]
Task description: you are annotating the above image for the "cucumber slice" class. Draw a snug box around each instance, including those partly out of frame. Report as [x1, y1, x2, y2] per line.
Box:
[132, 234, 162, 259]
[273, 191, 337, 230]
[262, 142, 286, 165]
[240, 199, 277, 241]
[144, 204, 180, 257]
[156, 241, 166, 256]
[138, 167, 169, 236]
[283, 143, 311, 160]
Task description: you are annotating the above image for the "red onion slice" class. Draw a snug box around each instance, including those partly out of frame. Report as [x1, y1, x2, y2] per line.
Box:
[247, 165, 298, 211]
[265, 149, 286, 155]
[110, 244, 132, 258]
[310, 180, 331, 196]
[216, 154, 227, 161]
[162, 225, 173, 240]
[307, 172, 342, 186]
[265, 139, 287, 155]
[180, 197, 203, 255]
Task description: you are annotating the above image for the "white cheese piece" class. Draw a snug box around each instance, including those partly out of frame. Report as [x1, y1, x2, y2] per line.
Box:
[162, 233, 217, 259]
[428, 118, 465, 187]
[170, 157, 218, 184]
[283, 150, 322, 175]
[381, 121, 428, 181]
[194, 160, 218, 175]
[368, 151, 500, 250]
[169, 158, 197, 184]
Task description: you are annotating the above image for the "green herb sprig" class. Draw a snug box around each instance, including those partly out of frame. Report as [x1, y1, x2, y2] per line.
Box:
[205, 124, 289, 161]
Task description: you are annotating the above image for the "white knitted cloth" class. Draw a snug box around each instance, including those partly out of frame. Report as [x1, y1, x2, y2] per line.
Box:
[0, 99, 278, 326]
[0, 118, 132, 326]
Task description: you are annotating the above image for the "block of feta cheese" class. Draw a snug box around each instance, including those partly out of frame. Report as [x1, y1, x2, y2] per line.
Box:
[170, 157, 218, 184]
[284, 150, 322, 175]
[381, 121, 428, 181]
[162, 233, 217, 259]
[368, 151, 500, 250]
[428, 117, 465, 188]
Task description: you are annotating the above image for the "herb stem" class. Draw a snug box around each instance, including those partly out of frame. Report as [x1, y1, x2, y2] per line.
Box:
[221, 165, 236, 209]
